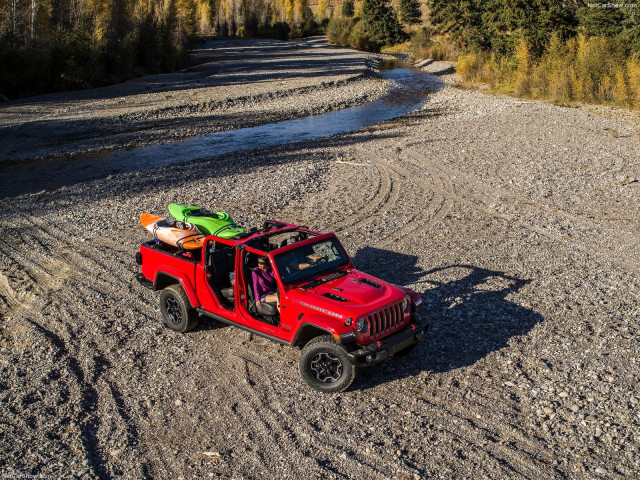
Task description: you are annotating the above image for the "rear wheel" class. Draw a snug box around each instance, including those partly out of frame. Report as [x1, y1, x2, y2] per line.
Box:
[299, 336, 355, 393]
[159, 284, 199, 333]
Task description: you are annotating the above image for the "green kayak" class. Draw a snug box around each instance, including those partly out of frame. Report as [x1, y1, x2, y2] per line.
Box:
[168, 203, 245, 239]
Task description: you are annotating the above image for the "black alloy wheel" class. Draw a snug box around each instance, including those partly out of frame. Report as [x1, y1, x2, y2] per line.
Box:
[159, 284, 199, 333]
[299, 336, 355, 393]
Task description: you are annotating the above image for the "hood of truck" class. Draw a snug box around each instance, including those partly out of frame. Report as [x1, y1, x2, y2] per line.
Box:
[286, 269, 406, 319]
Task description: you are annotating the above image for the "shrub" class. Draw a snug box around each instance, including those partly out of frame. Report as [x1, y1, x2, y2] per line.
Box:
[456, 52, 484, 82]
[348, 20, 376, 51]
[327, 17, 355, 46]
[257, 21, 291, 40]
[302, 17, 320, 36]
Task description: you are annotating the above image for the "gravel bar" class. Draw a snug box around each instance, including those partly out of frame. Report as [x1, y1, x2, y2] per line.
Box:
[0, 38, 639, 480]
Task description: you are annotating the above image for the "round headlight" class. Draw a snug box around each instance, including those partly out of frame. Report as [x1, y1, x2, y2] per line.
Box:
[403, 297, 411, 314]
[355, 317, 368, 333]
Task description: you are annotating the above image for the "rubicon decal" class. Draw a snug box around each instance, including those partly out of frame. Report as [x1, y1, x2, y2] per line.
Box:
[296, 301, 344, 319]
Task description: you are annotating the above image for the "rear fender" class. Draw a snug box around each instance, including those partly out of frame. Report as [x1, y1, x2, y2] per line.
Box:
[154, 269, 200, 308]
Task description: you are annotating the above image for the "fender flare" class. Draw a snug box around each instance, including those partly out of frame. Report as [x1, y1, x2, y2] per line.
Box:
[154, 268, 200, 308]
[395, 285, 422, 308]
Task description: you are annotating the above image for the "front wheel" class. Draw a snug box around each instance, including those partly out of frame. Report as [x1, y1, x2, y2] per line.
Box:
[299, 336, 355, 393]
[159, 284, 199, 333]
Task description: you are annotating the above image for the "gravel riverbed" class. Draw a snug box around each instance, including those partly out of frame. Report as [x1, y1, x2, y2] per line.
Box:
[1, 38, 639, 480]
[0, 37, 388, 162]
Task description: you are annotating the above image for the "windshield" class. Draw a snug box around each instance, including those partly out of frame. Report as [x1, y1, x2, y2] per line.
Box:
[274, 237, 350, 285]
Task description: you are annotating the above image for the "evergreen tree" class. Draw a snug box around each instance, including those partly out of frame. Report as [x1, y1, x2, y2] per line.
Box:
[577, 6, 624, 37]
[398, 0, 421, 25]
[428, 0, 487, 49]
[341, 0, 354, 18]
[429, 0, 576, 54]
[621, 7, 640, 55]
[361, 0, 405, 48]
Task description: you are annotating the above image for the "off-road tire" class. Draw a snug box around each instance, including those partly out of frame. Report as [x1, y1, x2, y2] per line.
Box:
[299, 335, 355, 393]
[159, 284, 199, 333]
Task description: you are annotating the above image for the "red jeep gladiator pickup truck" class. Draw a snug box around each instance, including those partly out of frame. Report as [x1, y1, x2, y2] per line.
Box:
[136, 220, 427, 392]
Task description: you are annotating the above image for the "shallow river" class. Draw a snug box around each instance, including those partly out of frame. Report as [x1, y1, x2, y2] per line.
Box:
[1, 62, 439, 197]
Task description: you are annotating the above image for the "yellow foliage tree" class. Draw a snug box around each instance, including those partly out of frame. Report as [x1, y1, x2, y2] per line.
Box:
[513, 39, 531, 96]
[285, 0, 294, 22]
[316, 0, 329, 19]
[627, 58, 640, 108]
[613, 68, 628, 106]
[294, 0, 307, 24]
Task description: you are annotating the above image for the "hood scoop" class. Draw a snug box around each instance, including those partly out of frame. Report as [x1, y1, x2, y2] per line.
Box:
[322, 292, 350, 302]
[352, 277, 382, 289]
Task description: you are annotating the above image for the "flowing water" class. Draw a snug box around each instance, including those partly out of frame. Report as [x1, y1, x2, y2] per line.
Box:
[1, 62, 440, 197]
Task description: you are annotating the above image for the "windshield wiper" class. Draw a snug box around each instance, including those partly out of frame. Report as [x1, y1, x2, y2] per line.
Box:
[299, 270, 347, 291]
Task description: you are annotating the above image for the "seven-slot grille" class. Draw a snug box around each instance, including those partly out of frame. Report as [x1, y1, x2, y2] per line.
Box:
[366, 302, 405, 339]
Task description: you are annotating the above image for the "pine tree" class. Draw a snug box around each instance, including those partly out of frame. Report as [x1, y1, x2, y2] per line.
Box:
[398, 0, 421, 25]
[361, 0, 405, 47]
[577, 6, 624, 37]
[621, 6, 640, 55]
[428, 0, 486, 49]
[341, 0, 354, 17]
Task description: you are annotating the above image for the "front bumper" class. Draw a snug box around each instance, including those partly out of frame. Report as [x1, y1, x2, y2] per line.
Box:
[348, 320, 429, 366]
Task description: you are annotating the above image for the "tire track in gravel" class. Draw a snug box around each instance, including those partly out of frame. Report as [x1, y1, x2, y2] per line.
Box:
[0, 264, 37, 315]
[400, 148, 455, 227]
[326, 146, 454, 248]
[34, 282, 150, 478]
[217, 351, 318, 475]
[225, 344, 404, 479]
[0, 240, 71, 318]
[402, 146, 640, 271]
[417, 394, 555, 479]
[330, 159, 394, 234]
[15, 215, 156, 319]
[23, 317, 116, 479]
[0, 220, 122, 322]
[285, 158, 371, 229]
[0, 214, 151, 478]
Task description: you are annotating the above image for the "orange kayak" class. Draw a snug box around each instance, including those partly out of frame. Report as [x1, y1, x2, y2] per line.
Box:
[140, 213, 205, 251]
